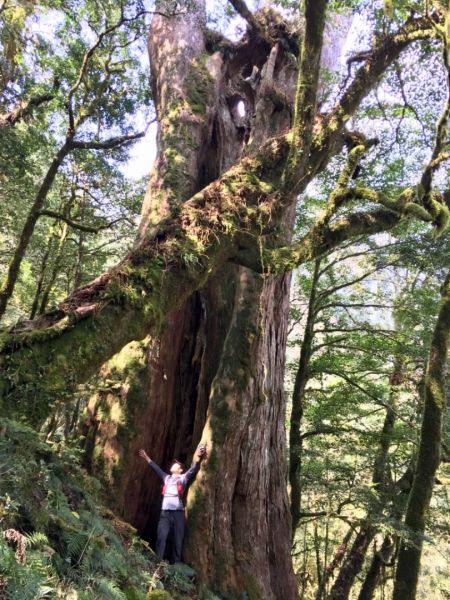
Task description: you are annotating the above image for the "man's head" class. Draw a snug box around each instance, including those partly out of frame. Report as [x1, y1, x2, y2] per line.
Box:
[170, 460, 184, 475]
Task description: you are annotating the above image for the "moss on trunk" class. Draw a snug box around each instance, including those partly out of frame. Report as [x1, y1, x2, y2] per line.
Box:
[393, 272, 450, 600]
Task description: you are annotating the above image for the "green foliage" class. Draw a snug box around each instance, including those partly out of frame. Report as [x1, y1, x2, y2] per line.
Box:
[147, 591, 173, 600]
[288, 223, 449, 597]
[0, 417, 198, 598]
[0, 0, 150, 326]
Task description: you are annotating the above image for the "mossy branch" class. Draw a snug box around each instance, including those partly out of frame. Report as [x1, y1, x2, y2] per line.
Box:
[289, 0, 328, 181]
[0, 92, 56, 128]
[38, 210, 125, 233]
[315, 140, 375, 228]
[324, 16, 439, 144]
[0, 138, 290, 422]
[416, 15, 450, 229]
[264, 208, 401, 273]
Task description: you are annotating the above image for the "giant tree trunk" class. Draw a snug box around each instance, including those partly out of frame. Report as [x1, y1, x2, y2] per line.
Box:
[84, 4, 301, 598]
[0, 5, 439, 598]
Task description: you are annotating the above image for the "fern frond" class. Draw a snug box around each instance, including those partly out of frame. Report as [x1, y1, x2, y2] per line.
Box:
[94, 577, 127, 600]
[25, 532, 49, 548]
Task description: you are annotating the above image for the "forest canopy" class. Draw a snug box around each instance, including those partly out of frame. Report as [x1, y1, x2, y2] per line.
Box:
[0, 1, 449, 599]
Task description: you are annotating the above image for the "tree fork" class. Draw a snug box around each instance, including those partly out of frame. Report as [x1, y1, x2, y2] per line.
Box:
[0, 9, 439, 322]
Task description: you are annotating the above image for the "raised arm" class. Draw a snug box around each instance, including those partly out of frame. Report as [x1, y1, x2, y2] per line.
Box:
[138, 448, 168, 482]
[182, 446, 206, 485]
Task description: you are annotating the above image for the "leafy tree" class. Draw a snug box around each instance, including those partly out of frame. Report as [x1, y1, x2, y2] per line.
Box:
[1, 1, 449, 598]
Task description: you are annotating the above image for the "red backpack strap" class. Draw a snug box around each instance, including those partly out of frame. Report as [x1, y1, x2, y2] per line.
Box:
[161, 475, 170, 496]
[176, 479, 184, 498]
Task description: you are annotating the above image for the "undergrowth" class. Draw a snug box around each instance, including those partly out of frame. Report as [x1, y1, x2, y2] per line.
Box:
[0, 418, 197, 599]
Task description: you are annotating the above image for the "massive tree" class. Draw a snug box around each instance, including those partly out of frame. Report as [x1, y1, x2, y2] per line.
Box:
[1, 1, 449, 598]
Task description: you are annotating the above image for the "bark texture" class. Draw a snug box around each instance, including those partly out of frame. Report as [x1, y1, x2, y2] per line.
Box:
[0, 6, 444, 599]
[85, 4, 301, 598]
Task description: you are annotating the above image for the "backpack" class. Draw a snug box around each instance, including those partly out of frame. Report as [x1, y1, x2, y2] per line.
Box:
[162, 477, 184, 498]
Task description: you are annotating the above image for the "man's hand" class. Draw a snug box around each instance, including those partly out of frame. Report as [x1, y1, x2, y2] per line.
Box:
[195, 444, 207, 462]
[139, 449, 151, 463]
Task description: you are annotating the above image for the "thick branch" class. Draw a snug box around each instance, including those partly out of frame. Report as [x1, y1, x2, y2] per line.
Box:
[265, 208, 401, 273]
[0, 139, 291, 421]
[227, 0, 270, 43]
[66, 8, 147, 131]
[0, 93, 55, 128]
[290, 0, 328, 181]
[71, 127, 148, 150]
[415, 25, 450, 230]
[329, 16, 438, 131]
[312, 15, 439, 177]
[38, 210, 124, 233]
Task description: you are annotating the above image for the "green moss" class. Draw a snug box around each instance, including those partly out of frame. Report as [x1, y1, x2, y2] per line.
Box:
[433, 203, 450, 236]
[185, 56, 213, 114]
[198, 586, 222, 600]
[147, 592, 174, 600]
[184, 485, 209, 535]
[244, 573, 264, 600]
[125, 587, 149, 600]
[210, 389, 231, 438]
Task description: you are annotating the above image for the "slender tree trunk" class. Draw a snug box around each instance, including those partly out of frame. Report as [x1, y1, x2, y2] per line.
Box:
[73, 218, 86, 291]
[357, 535, 395, 600]
[290, 258, 321, 532]
[315, 527, 353, 600]
[37, 223, 68, 315]
[0, 140, 72, 320]
[314, 521, 324, 591]
[393, 272, 450, 600]
[328, 357, 403, 600]
[328, 526, 376, 600]
[29, 242, 53, 320]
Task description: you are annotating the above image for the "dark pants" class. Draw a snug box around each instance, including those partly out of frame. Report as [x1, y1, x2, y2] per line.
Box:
[156, 510, 185, 563]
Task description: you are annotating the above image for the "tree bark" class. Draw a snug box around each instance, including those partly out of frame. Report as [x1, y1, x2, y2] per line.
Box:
[38, 223, 69, 315]
[29, 243, 53, 320]
[328, 527, 376, 600]
[357, 535, 395, 600]
[182, 268, 296, 598]
[86, 4, 304, 597]
[315, 527, 353, 600]
[393, 272, 450, 600]
[0, 7, 442, 598]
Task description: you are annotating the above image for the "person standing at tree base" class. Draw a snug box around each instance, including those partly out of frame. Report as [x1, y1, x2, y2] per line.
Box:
[139, 445, 206, 563]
